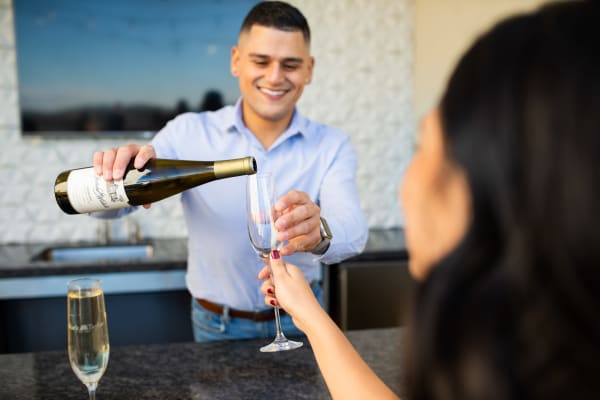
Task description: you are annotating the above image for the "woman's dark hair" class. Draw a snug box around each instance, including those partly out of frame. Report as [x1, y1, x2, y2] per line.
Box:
[405, 1, 600, 399]
[240, 1, 310, 44]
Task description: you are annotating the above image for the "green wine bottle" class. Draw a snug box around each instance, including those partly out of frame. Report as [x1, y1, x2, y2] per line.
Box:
[54, 157, 257, 214]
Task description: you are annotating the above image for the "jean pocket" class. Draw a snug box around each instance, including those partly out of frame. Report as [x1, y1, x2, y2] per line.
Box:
[191, 302, 227, 334]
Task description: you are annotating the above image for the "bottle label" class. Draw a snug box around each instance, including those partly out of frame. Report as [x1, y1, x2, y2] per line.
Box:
[67, 168, 130, 213]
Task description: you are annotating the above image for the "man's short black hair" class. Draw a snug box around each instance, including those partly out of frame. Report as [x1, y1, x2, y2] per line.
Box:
[240, 1, 310, 44]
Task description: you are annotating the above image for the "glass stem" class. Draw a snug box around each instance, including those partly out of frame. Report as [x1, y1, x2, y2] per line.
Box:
[274, 306, 286, 339]
[268, 266, 287, 341]
[87, 382, 97, 400]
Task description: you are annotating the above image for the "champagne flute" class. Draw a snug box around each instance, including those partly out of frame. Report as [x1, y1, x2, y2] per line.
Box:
[246, 173, 303, 352]
[67, 278, 110, 399]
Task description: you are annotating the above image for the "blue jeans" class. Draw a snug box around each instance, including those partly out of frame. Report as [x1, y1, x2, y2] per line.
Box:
[191, 282, 322, 342]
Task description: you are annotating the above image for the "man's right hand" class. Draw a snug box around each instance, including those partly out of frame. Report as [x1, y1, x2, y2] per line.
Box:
[92, 143, 156, 208]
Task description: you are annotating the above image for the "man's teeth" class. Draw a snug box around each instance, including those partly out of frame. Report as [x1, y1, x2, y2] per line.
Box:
[260, 88, 286, 96]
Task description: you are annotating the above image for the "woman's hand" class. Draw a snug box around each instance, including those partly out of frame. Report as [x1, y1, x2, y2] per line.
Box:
[259, 252, 398, 400]
[258, 250, 324, 332]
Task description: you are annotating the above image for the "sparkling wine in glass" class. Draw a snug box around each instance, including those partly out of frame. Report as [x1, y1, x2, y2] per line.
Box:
[67, 278, 110, 400]
[246, 172, 303, 352]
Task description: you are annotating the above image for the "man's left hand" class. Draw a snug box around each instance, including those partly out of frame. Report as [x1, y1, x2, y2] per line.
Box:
[273, 190, 322, 256]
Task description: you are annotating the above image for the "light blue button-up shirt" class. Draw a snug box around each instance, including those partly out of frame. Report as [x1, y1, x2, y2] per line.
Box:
[102, 99, 367, 310]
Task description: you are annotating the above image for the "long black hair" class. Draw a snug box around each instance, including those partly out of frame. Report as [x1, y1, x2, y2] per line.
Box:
[405, 1, 600, 399]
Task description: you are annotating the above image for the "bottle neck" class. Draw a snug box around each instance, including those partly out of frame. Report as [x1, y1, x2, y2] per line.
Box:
[213, 157, 257, 178]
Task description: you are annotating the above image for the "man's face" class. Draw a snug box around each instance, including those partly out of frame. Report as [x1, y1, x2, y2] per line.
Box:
[231, 25, 314, 127]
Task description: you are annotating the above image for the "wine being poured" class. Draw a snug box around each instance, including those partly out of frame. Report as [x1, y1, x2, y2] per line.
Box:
[55, 156, 257, 214]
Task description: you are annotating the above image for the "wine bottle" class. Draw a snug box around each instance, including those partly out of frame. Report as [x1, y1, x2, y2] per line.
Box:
[54, 156, 257, 214]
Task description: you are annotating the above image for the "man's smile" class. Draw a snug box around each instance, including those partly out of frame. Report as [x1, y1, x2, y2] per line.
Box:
[258, 86, 290, 98]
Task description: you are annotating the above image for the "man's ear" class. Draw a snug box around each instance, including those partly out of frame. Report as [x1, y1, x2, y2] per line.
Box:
[305, 56, 315, 84]
[231, 46, 240, 77]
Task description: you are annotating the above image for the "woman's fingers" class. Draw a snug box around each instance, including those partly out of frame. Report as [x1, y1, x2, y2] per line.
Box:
[257, 265, 271, 280]
[260, 280, 278, 307]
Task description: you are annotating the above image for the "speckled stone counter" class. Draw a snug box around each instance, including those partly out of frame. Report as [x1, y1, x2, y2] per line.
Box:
[0, 327, 403, 400]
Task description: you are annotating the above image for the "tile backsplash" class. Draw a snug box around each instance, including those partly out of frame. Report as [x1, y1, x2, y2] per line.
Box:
[0, 0, 414, 245]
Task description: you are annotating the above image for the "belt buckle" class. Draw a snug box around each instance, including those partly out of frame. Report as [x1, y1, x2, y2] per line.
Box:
[221, 304, 231, 324]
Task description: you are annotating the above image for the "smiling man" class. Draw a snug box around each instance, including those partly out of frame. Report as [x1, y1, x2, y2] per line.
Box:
[90, 1, 368, 343]
[232, 22, 314, 148]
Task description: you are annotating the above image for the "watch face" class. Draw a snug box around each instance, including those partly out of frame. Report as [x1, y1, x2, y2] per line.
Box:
[320, 217, 332, 240]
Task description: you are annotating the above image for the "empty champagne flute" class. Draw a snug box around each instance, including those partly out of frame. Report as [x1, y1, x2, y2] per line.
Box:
[246, 173, 303, 352]
[67, 278, 110, 399]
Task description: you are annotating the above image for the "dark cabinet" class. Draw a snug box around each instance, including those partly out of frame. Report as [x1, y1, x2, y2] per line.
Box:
[325, 259, 414, 331]
[0, 290, 193, 353]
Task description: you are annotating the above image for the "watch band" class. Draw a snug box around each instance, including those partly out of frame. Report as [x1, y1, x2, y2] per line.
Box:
[311, 217, 332, 255]
[311, 237, 330, 255]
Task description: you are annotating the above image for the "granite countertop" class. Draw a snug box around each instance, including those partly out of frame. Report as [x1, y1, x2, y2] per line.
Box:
[0, 327, 404, 400]
[0, 228, 407, 279]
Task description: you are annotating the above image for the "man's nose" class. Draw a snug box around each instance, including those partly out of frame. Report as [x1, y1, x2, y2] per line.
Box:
[265, 63, 285, 84]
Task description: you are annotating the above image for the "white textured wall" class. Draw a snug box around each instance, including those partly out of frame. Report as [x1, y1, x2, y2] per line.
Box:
[0, 0, 414, 245]
[291, 0, 414, 229]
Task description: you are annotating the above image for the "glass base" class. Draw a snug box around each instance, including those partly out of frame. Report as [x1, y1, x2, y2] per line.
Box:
[260, 336, 303, 352]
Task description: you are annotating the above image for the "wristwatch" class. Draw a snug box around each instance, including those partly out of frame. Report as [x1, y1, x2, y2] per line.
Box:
[311, 217, 333, 255]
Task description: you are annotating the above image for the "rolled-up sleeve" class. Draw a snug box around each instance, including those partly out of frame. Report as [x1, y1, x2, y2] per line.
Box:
[317, 135, 368, 264]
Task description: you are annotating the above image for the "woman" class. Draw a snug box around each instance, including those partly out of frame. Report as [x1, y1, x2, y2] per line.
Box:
[260, 1, 600, 399]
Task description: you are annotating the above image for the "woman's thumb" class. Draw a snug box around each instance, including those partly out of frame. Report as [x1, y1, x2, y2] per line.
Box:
[269, 250, 286, 276]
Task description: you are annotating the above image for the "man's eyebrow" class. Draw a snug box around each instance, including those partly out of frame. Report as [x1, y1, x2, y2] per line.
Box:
[248, 53, 304, 64]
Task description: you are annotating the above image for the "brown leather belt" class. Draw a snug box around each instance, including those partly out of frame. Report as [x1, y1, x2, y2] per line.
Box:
[195, 298, 283, 322]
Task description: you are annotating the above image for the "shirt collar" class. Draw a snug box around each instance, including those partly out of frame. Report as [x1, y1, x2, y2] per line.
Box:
[225, 97, 310, 141]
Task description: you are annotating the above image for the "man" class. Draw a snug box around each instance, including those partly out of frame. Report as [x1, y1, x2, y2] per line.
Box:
[92, 1, 367, 342]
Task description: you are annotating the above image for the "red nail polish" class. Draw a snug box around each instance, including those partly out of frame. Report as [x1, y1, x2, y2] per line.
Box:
[267, 287, 274, 294]
[271, 250, 280, 259]
[270, 299, 276, 306]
